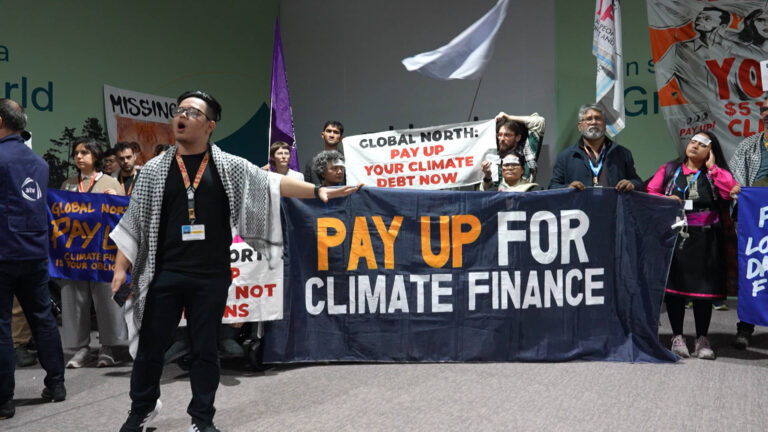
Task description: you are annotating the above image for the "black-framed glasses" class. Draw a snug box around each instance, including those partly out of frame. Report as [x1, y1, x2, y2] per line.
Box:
[172, 106, 210, 120]
[580, 115, 604, 123]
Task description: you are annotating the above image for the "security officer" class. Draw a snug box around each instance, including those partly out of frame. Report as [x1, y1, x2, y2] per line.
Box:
[0, 98, 66, 420]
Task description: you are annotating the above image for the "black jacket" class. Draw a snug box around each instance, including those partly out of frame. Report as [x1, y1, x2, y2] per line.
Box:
[548, 138, 642, 190]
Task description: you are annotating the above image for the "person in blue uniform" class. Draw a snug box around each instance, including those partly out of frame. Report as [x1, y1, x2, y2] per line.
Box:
[0, 98, 66, 420]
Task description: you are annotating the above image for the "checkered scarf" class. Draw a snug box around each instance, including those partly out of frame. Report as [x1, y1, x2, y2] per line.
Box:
[110, 143, 282, 356]
[729, 134, 762, 186]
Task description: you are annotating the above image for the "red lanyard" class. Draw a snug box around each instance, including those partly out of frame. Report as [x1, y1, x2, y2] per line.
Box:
[78, 174, 97, 192]
[120, 172, 136, 195]
[175, 151, 209, 223]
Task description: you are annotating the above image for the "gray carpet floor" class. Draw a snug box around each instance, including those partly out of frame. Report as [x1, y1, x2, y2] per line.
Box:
[5, 298, 768, 431]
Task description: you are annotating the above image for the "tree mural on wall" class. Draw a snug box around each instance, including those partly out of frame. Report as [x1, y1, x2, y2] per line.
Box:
[43, 118, 108, 188]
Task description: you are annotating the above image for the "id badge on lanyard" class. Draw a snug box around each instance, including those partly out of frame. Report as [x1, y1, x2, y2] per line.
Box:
[672, 165, 700, 211]
[181, 224, 206, 241]
[585, 145, 605, 186]
[176, 151, 209, 241]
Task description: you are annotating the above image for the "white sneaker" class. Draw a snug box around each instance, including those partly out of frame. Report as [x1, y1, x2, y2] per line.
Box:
[694, 336, 716, 360]
[97, 346, 116, 368]
[66, 347, 94, 368]
[670, 334, 690, 358]
[188, 419, 221, 432]
[119, 399, 162, 432]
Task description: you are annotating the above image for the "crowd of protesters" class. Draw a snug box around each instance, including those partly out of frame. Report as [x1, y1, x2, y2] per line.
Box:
[2, 92, 767, 430]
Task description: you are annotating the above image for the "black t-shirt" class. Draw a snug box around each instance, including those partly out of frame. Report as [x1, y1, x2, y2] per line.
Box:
[157, 151, 232, 277]
[119, 170, 139, 196]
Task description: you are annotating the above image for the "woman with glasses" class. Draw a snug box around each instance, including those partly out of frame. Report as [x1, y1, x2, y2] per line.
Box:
[480, 151, 539, 192]
[646, 131, 740, 360]
[59, 138, 128, 368]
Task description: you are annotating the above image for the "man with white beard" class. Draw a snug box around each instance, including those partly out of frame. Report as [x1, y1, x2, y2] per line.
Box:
[549, 104, 641, 191]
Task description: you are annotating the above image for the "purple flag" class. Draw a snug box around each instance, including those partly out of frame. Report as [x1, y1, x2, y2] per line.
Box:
[269, 18, 299, 171]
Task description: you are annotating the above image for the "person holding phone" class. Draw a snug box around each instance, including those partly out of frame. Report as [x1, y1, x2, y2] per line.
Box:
[110, 91, 360, 432]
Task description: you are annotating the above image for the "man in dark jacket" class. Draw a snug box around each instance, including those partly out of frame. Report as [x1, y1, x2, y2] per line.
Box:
[549, 104, 641, 191]
[0, 98, 66, 420]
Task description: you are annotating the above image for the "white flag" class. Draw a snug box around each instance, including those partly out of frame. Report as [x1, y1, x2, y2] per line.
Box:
[593, 0, 624, 137]
[402, 0, 509, 80]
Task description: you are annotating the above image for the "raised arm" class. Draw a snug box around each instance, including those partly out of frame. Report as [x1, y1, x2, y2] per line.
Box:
[279, 175, 361, 201]
[495, 112, 545, 139]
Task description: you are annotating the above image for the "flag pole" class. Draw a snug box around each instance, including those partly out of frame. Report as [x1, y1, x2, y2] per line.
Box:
[467, 77, 483, 121]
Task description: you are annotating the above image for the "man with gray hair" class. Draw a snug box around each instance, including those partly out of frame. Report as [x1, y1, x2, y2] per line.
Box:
[549, 103, 641, 191]
[0, 98, 66, 420]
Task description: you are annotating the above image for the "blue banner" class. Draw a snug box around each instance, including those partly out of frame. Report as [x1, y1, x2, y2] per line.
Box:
[47, 189, 130, 283]
[264, 188, 680, 363]
[737, 187, 768, 326]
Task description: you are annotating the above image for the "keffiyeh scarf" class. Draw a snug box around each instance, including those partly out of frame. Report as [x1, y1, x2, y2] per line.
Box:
[110, 143, 283, 357]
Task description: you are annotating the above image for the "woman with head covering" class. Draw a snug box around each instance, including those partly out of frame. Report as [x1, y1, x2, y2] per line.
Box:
[646, 131, 740, 360]
[312, 150, 345, 187]
[481, 151, 539, 192]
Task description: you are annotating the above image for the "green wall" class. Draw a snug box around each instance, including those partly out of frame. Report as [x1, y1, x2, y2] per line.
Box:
[555, 0, 677, 179]
[1, 1, 277, 163]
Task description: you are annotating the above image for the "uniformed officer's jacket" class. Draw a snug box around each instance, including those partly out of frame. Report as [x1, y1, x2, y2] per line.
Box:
[0, 133, 49, 261]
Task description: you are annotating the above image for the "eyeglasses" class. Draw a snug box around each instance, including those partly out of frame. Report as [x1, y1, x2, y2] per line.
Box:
[172, 106, 210, 120]
[502, 163, 521, 168]
[580, 115, 604, 123]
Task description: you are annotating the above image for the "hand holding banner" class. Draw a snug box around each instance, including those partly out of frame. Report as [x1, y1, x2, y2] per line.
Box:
[737, 187, 768, 326]
[343, 119, 497, 189]
[47, 189, 130, 282]
[266, 187, 680, 363]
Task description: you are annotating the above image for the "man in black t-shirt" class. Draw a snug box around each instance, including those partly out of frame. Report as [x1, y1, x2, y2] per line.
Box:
[111, 91, 360, 432]
[304, 120, 344, 185]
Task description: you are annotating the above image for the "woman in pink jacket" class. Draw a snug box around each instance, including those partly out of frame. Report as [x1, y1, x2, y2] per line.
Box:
[647, 131, 740, 360]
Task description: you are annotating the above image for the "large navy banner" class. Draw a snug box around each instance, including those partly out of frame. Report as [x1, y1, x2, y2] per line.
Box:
[47, 189, 130, 283]
[737, 187, 768, 326]
[264, 188, 680, 363]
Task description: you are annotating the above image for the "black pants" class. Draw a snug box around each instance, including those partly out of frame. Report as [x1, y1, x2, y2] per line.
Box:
[665, 294, 713, 338]
[0, 259, 65, 403]
[737, 321, 755, 335]
[129, 270, 230, 424]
